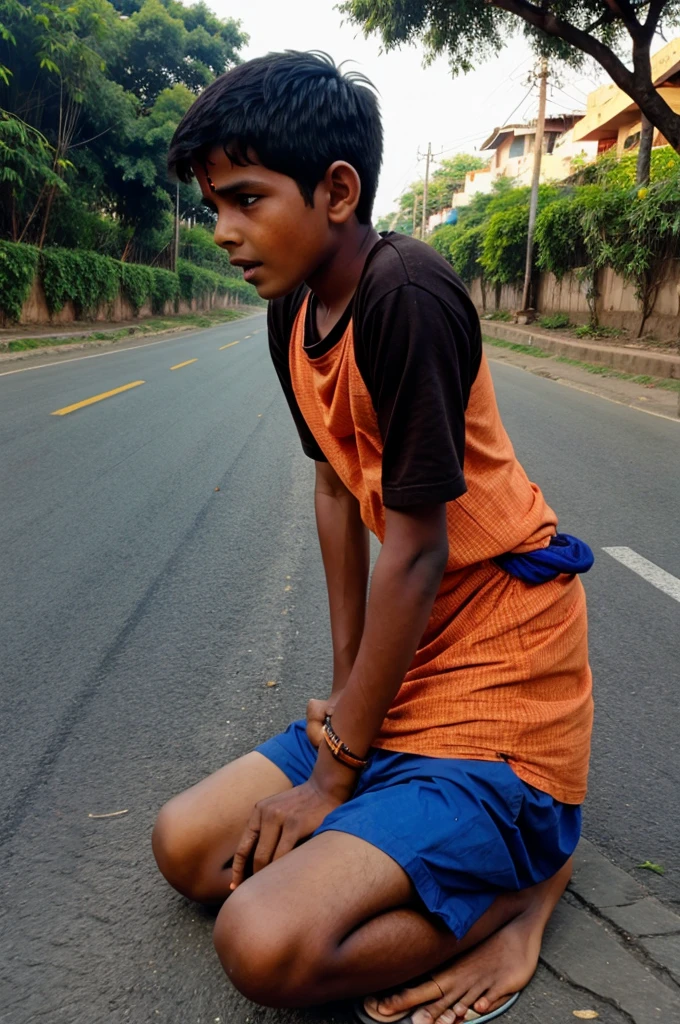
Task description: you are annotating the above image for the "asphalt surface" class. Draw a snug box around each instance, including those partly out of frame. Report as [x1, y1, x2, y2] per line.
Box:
[1, 315, 678, 1024]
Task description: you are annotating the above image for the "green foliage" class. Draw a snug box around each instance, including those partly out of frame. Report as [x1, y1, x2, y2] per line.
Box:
[0, 240, 260, 321]
[0, 239, 40, 320]
[150, 267, 179, 312]
[177, 258, 222, 302]
[179, 224, 238, 276]
[480, 206, 529, 285]
[482, 310, 513, 322]
[40, 247, 120, 315]
[340, 2, 680, 152]
[119, 261, 154, 313]
[428, 224, 458, 261]
[573, 323, 623, 338]
[535, 194, 589, 279]
[538, 312, 571, 329]
[448, 225, 485, 283]
[375, 153, 489, 234]
[219, 277, 266, 305]
[0, 0, 246, 247]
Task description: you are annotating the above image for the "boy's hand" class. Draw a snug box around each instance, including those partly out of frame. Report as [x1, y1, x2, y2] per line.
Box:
[230, 778, 346, 888]
[306, 698, 332, 748]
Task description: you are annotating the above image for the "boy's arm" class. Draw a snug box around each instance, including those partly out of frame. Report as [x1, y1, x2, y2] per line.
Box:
[314, 461, 370, 698]
[311, 501, 449, 796]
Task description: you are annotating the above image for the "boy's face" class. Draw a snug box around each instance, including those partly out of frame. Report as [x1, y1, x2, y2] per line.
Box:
[193, 146, 333, 299]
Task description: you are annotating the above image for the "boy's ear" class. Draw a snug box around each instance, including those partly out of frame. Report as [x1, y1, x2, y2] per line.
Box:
[323, 161, 361, 225]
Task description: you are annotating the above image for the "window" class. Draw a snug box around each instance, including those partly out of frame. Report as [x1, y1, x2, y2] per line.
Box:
[509, 136, 525, 158]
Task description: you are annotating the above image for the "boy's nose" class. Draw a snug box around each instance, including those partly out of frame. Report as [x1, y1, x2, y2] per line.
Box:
[213, 214, 242, 250]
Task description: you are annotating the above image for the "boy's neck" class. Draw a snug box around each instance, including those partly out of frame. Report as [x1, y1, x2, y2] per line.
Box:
[307, 221, 381, 328]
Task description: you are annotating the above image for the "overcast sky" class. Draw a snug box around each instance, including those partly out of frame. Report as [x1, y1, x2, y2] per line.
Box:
[207, 0, 608, 217]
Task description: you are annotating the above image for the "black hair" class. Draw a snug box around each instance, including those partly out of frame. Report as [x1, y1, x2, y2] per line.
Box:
[168, 51, 383, 224]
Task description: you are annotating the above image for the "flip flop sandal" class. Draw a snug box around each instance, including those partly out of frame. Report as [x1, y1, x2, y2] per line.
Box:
[353, 990, 520, 1024]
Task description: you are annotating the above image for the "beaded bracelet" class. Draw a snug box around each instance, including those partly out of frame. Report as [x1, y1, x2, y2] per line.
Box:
[322, 716, 369, 770]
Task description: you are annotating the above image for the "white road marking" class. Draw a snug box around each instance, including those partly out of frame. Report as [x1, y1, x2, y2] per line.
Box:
[0, 312, 266, 377]
[603, 547, 680, 604]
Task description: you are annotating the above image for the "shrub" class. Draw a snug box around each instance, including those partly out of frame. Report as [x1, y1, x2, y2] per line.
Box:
[538, 312, 571, 329]
[428, 224, 459, 263]
[448, 225, 485, 284]
[40, 248, 120, 317]
[119, 263, 154, 314]
[0, 240, 40, 321]
[222, 277, 266, 305]
[535, 195, 589, 280]
[179, 225, 239, 277]
[150, 268, 179, 312]
[480, 206, 529, 284]
[177, 259, 222, 303]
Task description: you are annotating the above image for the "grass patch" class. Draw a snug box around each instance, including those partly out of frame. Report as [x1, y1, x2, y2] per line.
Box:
[3, 308, 250, 353]
[538, 312, 571, 330]
[484, 336, 680, 393]
[554, 356, 680, 392]
[481, 310, 513, 322]
[482, 335, 551, 358]
[573, 323, 625, 339]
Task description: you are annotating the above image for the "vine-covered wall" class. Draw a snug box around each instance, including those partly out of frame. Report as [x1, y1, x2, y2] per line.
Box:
[0, 242, 263, 326]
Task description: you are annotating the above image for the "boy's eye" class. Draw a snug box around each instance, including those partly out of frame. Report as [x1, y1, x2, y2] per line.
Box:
[237, 194, 260, 207]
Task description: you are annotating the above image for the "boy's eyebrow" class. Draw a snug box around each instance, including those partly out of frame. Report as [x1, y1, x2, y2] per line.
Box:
[208, 178, 268, 196]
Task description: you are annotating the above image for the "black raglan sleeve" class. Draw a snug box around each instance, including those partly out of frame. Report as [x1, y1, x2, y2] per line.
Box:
[355, 281, 481, 508]
[267, 291, 327, 462]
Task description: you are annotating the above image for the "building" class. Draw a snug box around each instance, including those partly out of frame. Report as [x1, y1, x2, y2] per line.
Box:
[572, 38, 680, 155]
[479, 115, 597, 187]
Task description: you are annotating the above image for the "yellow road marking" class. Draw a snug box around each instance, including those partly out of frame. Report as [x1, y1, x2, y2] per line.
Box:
[51, 380, 145, 416]
[244, 334, 252, 339]
[170, 358, 197, 370]
[219, 340, 240, 350]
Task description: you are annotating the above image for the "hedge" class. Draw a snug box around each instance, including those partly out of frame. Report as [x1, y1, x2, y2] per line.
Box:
[0, 240, 40, 321]
[0, 243, 263, 322]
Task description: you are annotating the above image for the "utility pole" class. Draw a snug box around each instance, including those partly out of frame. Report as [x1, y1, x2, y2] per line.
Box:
[412, 191, 419, 237]
[173, 182, 180, 273]
[521, 58, 548, 312]
[421, 141, 432, 240]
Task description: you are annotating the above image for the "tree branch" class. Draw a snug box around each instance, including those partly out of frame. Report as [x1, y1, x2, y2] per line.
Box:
[489, 0, 680, 149]
[644, 0, 666, 34]
[602, 0, 643, 34]
[490, 0, 637, 91]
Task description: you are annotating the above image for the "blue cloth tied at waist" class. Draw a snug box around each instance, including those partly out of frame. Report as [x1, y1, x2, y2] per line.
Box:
[494, 532, 594, 584]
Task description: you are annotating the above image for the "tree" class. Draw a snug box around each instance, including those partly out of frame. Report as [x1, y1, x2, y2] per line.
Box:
[342, 1, 680, 155]
[375, 152, 487, 234]
[0, 0, 246, 251]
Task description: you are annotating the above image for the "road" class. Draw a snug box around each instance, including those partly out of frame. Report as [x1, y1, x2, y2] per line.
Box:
[1, 315, 678, 1024]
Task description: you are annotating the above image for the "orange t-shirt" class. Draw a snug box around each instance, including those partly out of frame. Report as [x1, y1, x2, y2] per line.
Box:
[268, 234, 593, 803]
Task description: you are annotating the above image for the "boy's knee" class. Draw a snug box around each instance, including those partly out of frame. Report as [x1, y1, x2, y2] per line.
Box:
[213, 886, 327, 1007]
[152, 798, 215, 904]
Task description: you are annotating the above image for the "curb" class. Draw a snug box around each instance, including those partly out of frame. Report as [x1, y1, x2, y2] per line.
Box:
[542, 839, 680, 1023]
[481, 322, 680, 381]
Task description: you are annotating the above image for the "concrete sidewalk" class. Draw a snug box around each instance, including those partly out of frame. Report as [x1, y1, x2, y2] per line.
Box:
[538, 840, 680, 1023]
[481, 321, 680, 382]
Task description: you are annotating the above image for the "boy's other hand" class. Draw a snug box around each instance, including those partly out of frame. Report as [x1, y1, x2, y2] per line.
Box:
[230, 779, 344, 889]
[306, 698, 334, 748]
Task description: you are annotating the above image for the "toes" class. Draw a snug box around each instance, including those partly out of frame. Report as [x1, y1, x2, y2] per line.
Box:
[380, 981, 449, 1015]
[451, 981, 486, 1019]
[472, 986, 513, 1015]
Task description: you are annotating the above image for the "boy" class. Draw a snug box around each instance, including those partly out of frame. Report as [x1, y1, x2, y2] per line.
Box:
[153, 51, 593, 1024]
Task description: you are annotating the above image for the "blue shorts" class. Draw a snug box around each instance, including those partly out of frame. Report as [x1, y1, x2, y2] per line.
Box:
[256, 720, 581, 940]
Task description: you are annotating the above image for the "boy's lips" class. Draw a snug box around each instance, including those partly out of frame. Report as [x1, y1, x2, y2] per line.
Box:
[231, 259, 263, 282]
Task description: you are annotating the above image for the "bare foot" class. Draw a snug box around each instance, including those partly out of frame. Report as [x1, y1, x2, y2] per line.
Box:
[362, 859, 572, 1024]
